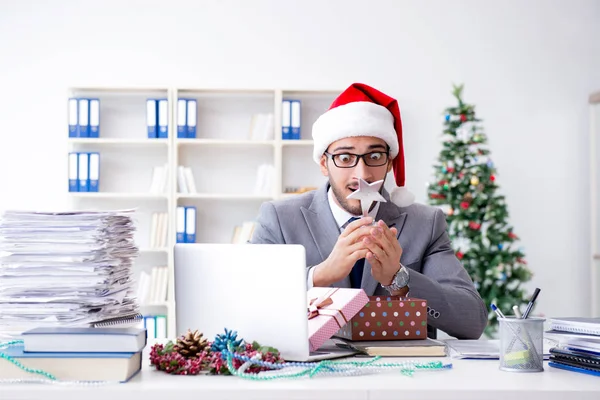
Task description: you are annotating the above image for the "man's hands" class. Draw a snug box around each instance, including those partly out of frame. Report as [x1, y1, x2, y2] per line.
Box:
[312, 218, 403, 287]
[364, 220, 402, 286]
[312, 217, 373, 287]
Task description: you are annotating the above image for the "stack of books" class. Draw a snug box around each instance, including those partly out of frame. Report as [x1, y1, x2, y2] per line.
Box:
[0, 327, 146, 382]
[177, 165, 197, 193]
[231, 221, 256, 244]
[248, 113, 274, 140]
[149, 212, 169, 248]
[149, 163, 170, 194]
[546, 317, 600, 376]
[136, 266, 168, 305]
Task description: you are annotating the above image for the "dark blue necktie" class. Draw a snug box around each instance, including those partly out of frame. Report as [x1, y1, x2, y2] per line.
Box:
[344, 217, 365, 289]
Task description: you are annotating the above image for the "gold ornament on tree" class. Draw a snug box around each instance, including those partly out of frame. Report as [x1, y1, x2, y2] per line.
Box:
[470, 176, 479, 186]
[176, 329, 209, 359]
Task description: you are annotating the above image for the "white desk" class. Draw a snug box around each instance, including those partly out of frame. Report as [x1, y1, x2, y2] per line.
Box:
[1, 356, 599, 400]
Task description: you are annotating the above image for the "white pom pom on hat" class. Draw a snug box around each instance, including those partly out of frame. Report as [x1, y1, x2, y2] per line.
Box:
[312, 82, 414, 207]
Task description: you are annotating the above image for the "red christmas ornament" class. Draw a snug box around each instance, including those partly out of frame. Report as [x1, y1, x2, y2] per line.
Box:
[456, 251, 464, 260]
[508, 232, 518, 239]
[438, 180, 448, 186]
[459, 172, 465, 178]
[460, 114, 467, 122]
[468, 222, 481, 230]
[460, 201, 469, 210]
[490, 175, 496, 182]
[429, 193, 446, 199]
[517, 257, 527, 264]
[447, 167, 455, 173]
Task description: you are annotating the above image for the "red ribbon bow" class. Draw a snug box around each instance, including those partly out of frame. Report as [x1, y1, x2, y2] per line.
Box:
[307, 296, 334, 320]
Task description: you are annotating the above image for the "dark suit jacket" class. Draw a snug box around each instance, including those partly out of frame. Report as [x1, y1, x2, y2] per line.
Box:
[250, 182, 487, 339]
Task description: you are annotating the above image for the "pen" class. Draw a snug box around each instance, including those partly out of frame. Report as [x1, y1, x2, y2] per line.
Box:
[512, 305, 522, 318]
[521, 288, 541, 319]
[491, 303, 505, 319]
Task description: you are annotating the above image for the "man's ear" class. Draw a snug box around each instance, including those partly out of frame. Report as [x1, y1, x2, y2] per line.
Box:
[387, 158, 393, 173]
[319, 155, 329, 177]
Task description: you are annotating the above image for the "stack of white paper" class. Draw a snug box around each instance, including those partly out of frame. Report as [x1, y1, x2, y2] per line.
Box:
[0, 209, 140, 339]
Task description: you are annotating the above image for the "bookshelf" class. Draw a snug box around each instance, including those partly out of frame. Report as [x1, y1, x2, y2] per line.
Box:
[66, 86, 340, 338]
[590, 90, 600, 317]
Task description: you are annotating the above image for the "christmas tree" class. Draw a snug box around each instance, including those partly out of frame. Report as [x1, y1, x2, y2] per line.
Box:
[427, 84, 533, 336]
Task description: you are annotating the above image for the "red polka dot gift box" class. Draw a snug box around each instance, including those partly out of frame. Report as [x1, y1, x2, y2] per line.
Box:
[307, 287, 369, 352]
[334, 296, 428, 341]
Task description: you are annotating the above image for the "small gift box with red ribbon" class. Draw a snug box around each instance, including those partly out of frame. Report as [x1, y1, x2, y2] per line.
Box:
[307, 287, 369, 352]
[334, 296, 428, 341]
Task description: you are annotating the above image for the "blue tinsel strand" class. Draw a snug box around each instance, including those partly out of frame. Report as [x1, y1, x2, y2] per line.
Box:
[221, 341, 451, 380]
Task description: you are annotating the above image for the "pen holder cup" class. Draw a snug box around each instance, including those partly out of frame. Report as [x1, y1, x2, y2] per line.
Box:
[499, 317, 545, 372]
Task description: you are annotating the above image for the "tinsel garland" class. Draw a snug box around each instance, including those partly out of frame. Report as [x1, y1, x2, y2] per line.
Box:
[0, 328, 452, 383]
[150, 328, 452, 379]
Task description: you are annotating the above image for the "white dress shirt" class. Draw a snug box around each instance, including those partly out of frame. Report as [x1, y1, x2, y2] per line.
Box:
[306, 187, 380, 288]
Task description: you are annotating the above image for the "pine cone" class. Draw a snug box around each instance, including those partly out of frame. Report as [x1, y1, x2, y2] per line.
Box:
[176, 329, 209, 359]
[463, 192, 473, 202]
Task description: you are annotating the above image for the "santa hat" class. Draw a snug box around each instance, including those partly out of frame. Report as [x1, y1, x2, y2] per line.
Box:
[312, 83, 415, 207]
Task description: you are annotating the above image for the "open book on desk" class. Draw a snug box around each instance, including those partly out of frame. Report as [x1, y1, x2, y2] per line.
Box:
[334, 338, 447, 357]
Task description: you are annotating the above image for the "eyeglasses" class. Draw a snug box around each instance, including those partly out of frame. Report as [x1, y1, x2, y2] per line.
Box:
[324, 151, 389, 168]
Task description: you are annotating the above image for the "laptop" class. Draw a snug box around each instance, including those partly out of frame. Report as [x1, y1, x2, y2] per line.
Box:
[173, 243, 356, 362]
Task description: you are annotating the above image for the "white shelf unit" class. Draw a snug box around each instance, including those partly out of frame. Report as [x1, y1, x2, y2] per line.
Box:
[173, 88, 337, 245]
[68, 138, 169, 146]
[590, 90, 600, 317]
[67, 86, 340, 338]
[67, 86, 176, 337]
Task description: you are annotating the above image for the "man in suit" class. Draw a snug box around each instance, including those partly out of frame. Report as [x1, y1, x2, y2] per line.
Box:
[250, 83, 487, 339]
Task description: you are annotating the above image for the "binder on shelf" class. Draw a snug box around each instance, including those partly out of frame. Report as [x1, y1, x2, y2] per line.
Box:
[77, 152, 89, 192]
[282, 100, 291, 140]
[144, 316, 157, 340]
[158, 99, 168, 139]
[177, 99, 187, 139]
[186, 99, 197, 138]
[68, 98, 78, 138]
[185, 206, 196, 243]
[176, 206, 186, 243]
[291, 100, 301, 140]
[68, 152, 78, 192]
[146, 99, 157, 138]
[77, 98, 89, 138]
[155, 315, 167, 339]
[89, 98, 100, 138]
[88, 152, 100, 192]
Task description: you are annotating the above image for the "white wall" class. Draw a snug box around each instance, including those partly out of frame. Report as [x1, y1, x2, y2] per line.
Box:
[1, 0, 599, 320]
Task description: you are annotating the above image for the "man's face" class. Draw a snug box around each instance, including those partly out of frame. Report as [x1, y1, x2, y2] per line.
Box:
[319, 136, 393, 215]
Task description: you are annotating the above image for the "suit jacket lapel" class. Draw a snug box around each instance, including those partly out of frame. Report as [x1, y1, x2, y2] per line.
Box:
[301, 184, 350, 288]
[361, 190, 408, 296]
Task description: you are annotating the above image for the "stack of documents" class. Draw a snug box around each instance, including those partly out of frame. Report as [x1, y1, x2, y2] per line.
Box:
[0, 209, 140, 339]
